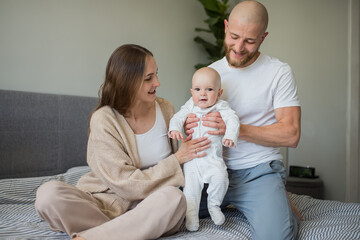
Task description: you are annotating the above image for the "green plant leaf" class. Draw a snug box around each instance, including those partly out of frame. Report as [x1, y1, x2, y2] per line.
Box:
[194, 0, 230, 69]
[194, 36, 222, 58]
[205, 17, 221, 27]
[198, 0, 223, 14]
[195, 27, 212, 33]
[195, 63, 209, 69]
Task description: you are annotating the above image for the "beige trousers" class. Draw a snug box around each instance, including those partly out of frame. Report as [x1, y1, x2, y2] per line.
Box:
[35, 181, 186, 240]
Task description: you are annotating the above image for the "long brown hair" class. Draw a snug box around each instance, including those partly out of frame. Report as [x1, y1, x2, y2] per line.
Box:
[96, 44, 153, 115]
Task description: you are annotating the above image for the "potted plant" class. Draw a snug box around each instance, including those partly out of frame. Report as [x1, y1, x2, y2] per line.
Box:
[194, 0, 232, 69]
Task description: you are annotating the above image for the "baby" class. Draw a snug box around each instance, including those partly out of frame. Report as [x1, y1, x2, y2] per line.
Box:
[169, 67, 240, 231]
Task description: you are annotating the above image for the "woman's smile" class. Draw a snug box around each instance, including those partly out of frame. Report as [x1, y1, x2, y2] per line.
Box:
[148, 89, 156, 94]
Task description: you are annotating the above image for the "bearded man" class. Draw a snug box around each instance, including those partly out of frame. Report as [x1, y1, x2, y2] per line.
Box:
[186, 1, 301, 239]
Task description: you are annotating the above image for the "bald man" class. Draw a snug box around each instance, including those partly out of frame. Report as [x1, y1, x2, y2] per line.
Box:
[186, 1, 301, 239]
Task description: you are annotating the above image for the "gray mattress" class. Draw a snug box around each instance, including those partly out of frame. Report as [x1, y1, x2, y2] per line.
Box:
[1, 90, 360, 239]
[1, 166, 360, 240]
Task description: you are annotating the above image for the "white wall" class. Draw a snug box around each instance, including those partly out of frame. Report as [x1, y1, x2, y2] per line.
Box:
[347, 0, 360, 203]
[259, 0, 350, 201]
[0, 0, 355, 201]
[0, 0, 208, 110]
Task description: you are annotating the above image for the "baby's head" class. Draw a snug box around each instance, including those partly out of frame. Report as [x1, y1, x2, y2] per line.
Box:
[190, 67, 223, 109]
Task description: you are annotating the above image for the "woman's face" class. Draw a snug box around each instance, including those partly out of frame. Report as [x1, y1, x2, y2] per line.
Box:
[137, 56, 160, 104]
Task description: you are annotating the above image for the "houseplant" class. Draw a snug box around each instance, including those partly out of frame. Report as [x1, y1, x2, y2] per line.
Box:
[194, 0, 232, 69]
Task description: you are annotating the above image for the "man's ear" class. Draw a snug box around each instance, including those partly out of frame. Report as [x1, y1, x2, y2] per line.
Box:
[261, 32, 269, 43]
[217, 89, 223, 99]
[224, 19, 228, 33]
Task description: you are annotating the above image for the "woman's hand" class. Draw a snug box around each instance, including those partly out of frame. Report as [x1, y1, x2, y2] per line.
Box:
[202, 112, 226, 135]
[174, 135, 211, 164]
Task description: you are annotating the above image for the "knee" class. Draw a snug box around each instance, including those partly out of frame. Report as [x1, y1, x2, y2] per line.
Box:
[164, 186, 186, 204]
[275, 216, 298, 240]
[161, 186, 186, 214]
[35, 180, 64, 213]
[252, 213, 298, 240]
[288, 213, 299, 240]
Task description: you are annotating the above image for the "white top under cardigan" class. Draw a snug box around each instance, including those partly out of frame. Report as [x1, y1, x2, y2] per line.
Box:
[136, 101, 172, 169]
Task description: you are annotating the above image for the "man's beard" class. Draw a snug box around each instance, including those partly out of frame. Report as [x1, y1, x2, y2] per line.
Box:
[224, 41, 259, 68]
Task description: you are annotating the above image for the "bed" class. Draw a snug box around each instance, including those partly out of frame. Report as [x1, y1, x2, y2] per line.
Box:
[1, 89, 360, 240]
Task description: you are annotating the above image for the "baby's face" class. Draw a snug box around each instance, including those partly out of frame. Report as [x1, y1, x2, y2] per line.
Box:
[191, 74, 221, 109]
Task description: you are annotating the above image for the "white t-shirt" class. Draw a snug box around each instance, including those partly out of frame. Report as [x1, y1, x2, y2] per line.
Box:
[135, 101, 172, 169]
[209, 54, 300, 170]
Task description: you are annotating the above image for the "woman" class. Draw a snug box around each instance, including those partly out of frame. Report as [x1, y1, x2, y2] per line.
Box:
[35, 44, 211, 240]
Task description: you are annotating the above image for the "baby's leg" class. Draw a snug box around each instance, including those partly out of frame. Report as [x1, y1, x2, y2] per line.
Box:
[183, 161, 203, 231]
[206, 171, 229, 225]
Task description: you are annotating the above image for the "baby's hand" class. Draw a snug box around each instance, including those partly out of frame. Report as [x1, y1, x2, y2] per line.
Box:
[222, 139, 235, 148]
[169, 130, 184, 141]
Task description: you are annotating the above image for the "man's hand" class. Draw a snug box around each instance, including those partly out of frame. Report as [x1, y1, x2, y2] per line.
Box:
[202, 112, 226, 135]
[184, 112, 227, 137]
[184, 113, 199, 136]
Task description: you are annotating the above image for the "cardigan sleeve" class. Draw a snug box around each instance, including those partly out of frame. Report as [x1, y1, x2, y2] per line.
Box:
[85, 106, 184, 202]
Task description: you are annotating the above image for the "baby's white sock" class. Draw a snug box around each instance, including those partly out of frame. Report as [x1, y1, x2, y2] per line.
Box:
[208, 207, 225, 225]
[186, 201, 199, 231]
[185, 216, 199, 232]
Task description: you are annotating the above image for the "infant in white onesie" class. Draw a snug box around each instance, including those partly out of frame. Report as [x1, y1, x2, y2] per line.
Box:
[169, 67, 240, 231]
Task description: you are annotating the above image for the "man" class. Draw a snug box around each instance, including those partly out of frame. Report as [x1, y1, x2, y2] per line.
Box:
[186, 1, 301, 239]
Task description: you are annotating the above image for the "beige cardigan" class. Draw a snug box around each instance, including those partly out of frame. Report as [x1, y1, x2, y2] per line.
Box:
[77, 98, 184, 219]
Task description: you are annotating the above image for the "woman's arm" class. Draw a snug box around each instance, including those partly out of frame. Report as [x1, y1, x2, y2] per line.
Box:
[87, 107, 210, 202]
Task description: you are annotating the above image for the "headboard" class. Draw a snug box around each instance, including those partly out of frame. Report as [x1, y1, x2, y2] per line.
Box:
[0, 89, 98, 179]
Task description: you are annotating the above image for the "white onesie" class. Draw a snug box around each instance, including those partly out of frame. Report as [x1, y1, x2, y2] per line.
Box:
[169, 98, 239, 231]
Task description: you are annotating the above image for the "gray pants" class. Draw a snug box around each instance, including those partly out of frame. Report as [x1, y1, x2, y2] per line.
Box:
[35, 181, 186, 240]
[200, 160, 299, 240]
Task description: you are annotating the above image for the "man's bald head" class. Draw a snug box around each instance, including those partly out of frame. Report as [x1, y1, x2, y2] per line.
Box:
[229, 0, 268, 34]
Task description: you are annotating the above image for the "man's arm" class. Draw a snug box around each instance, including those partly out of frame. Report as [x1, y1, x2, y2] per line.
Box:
[239, 106, 301, 148]
[201, 106, 301, 148]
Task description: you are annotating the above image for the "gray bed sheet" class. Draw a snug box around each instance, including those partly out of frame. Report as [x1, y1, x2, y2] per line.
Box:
[1, 166, 359, 240]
